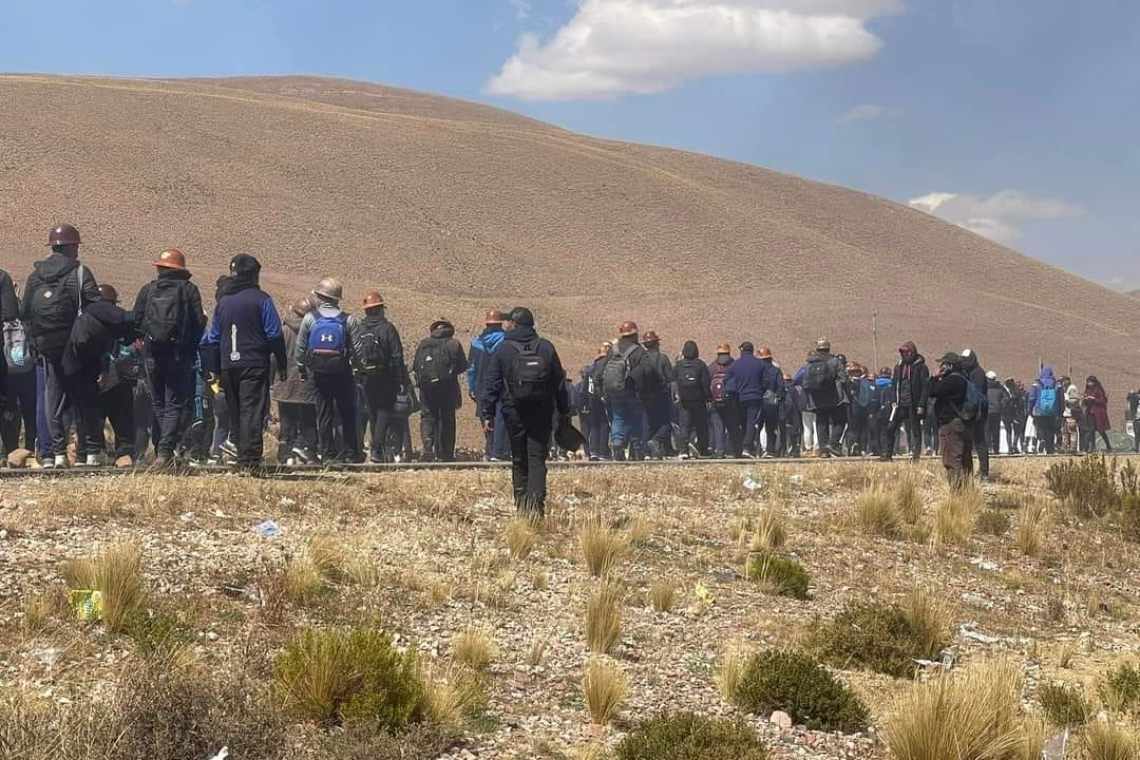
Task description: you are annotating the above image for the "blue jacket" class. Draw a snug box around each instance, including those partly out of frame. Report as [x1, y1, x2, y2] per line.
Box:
[201, 281, 286, 371]
[468, 327, 506, 399]
[724, 353, 779, 403]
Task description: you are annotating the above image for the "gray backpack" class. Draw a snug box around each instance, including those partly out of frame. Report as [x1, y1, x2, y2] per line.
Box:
[602, 345, 637, 398]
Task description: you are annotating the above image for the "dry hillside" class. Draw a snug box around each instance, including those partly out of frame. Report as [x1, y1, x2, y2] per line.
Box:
[1, 74, 1138, 409]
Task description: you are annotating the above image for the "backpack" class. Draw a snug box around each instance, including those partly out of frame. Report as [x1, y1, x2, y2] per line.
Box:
[602, 345, 637, 398]
[358, 323, 387, 375]
[856, 378, 876, 410]
[112, 344, 144, 384]
[1035, 386, 1059, 417]
[710, 365, 729, 406]
[143, 279, 188, 349]
[805, 355, 835, 393]
[956, 374, 989, 424]
[506, 339, 551, 405]
[416, 340, 453, 389]
[306, 313, 349, 374]
[2, 320, 33, 374]
[31, 264, 83, 360]
[676, 359, 704, 402]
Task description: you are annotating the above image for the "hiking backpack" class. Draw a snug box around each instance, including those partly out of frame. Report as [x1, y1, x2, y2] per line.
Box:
[507, 339, 551, 405]
[602, 345, 637, 398]
[805, 355, 835, 393]
[143, 279, 187, 348]
[956, 374, 990, 424]
[415, 341, 452, 388]
[675, 359, 704, 402]
[30, 264, 84, 360]
[1035, 386, 1059, 417]
[856, 378, 876, 410]
[710, 366, 729, 406]
[2, 320, 33, 374]
[358, 324, 387, 375]
[306, 313, 350, 374]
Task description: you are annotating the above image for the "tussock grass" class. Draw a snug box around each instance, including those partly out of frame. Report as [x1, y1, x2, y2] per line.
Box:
[1038, 681, 1091, 728]
[1015, 717, 1048, 760]
[648, 580, 677, 613]
[283, 556, 325, 606]
[744, 552, 810, 599]
[62, 543, 145, 633]
[1015, 499, 1049, 557]
[715, 643, 748, 706]
[528, 633, 550, 667]
[578, 516, 629, 578]
[309, 534, 350, 583]
[420, 664, 485, 727]
[856, 482, 901, 537]
[583, 657, 627, 725]
[750, 508, 787, 551]
[1083, 720, 1138, 760]
[532, 568, 549, 591]
[585, 581, 624, 654]
[885, 662, 1024, 760]
[506, 518, 538, 561]
[21, 594, 54, 638]
[452, 627, 497, 672]
[896, 472, 924, 525]
[933, 485, 982, 546]
[904, 587, 951, 661]
[626, 513, 653, 546]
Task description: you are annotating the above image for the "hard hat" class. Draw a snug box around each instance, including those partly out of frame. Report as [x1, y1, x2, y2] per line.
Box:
[816, 337, 831, 352]
[619, 321, 638, 337]
[313, 277, 343, 302]
[155, 248, 187, 271]
[596, 343, 610, 358]
[643, 330, 660, 344]
[757, 347, 773, 359]
[430, 317, 452, 331]
[986, 370, 998, 380]
[291, 297, 313, 317]
[363, 291, 386, 309]
[484, 309, 504, 325]
[846, 361, 861, 373]
[47, 224, 81, 247]
[98, 284, 118, 303]
[715, 343, 731, 355]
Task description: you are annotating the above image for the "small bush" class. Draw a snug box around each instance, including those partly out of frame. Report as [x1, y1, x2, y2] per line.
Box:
[583, 657, 627, 725]
[856, 483, 901, 537]
[976, 509, 1011, 536]
[323, 722, 461, 760]
[125, 608, 195, 656]
[62, 543, 145, 633]
[506, 518, 538, 561]
[1038, 681, 1091, 728]
[1047, 455, 1120, 517]
[274, 626, 423, 728]
[807, 599, 946, 678]
[615, 712, 768, 760]
[1083, 720, 1138, 760]
[933, 486, 981, 546]
[648, 580, 677, 613]
[1101, 662, 1140, 713]
[734, 651, 869, 733]
[1015, 499, 1049, 557]
[885, 662, 1023, 760]
[579, 518, 629, 578]
[744, 552, 810, 600]
[452, 627, 497, 672]
[585, 581, 624, 654]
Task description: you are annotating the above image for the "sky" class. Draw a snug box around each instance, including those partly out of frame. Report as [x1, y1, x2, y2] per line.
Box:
[2, 0, 1137, 291]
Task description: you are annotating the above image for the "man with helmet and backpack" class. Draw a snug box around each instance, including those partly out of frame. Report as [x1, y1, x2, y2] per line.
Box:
[294, 278, 366, 463]
[20, 224, 102, 468]
[132, 248, 206, 467]
[674, 340, 711, 458]
[413, 317, 467, 462]
[707, 343, 737, 458]
[603, 321, 648, 461]
[797, 338, 849, 458]
[358, 291, 409, 463]
[640, 330, 676, 459]
[582, 343, 611, 461]
[482, 307, 570, 516]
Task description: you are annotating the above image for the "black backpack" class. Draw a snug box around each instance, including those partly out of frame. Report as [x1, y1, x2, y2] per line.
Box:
[358, 320, 388, 374]
[31, 264, 84, 360]
[805, 355, 835, 392]
[415, 341, 452, 389]
[676, 359, 704, 402]
[143, 279, 187, 348]
[507, 339, 551, 405]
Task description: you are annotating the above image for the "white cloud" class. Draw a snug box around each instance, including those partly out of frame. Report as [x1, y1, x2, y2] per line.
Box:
[838, 103, 903, 122]
[508, 0, 531, 21]
[909, 190, 1084, 243]
[486, 0, 901, 101]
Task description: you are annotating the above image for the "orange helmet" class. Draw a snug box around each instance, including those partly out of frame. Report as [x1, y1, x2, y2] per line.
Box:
[596, 343, 610, 358]
[757, 347, 773, 359]
[846, 361, 862, 374]
[291, 298, 313, 317]
[643, 330, 660, 344]
[484, 309, 504, 325]
[716, 343, 731, 355]
[47, 223, 81, 247]
[362, 291, 385, 309]
[155, 248, 187, 271]
[619, 321, 638, 337]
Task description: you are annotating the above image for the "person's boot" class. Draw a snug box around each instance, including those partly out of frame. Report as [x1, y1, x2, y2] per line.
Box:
[611, 445, 626, 462]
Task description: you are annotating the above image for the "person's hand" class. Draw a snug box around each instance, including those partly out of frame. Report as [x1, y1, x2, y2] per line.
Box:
[278, 368, 288, 383]
[97, 374, 107, 386]
[298, 366, 308, 381]
[916, 406, 924, 417]
[482, 419, 494, 434]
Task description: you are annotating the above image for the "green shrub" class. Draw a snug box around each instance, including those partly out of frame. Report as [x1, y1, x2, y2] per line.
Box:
[1038, 682, 1091, 728]
[1046, 456, 1120, 517]
[744, 552, 810, 600]
[323, 722, 461, 760]
[806, 601, 945, 678]
[274, 626, 423, 728]
[1101, 663, 1140, 713]
[615, 712, 768, 760]
[125, 608, 195, 656]
[976, 510, 1011, 536]
[734, 651, 869, 733]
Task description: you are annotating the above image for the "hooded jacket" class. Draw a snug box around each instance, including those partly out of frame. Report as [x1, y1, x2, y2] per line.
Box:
[201, 277, 286, 372]
[360, 311, 408, 388]
[608, 335, 648, 400]
[725, 351, 779, 403]
[892, 342, 930, 409]
[482, 324, 570, 421]
[62, 298, 137, 377]
[641, 345, 675, 401]
[414, 322, 467, 408]
[675, 341, 712, 403]
[132, 268, 206, 355]
[1027, 366, 1062, 417]
[468, 325, 506, 400]
[0, 268, 17, 323]
[986, 378, 1010, 415]
[927, 363, 970, 426]
[20, 253, 102, 359]
[273, 311, 317, 404]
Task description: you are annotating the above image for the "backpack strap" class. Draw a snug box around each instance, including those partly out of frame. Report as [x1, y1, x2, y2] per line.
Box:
[76, 264, 85, 317]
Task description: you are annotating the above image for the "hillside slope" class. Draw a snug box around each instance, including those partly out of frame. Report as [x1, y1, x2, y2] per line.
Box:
[1, 73, 1137, 415]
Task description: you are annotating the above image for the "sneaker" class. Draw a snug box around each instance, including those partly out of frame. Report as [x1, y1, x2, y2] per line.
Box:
[688, 443, 702, 459]
[646, 440, 665, 460]
[152, 455, 172, 469]
[86, 452, 108, 467]
[677, 452, 690, 461]
[114, 455, 133, 468]
[392, 454, 402, 464]
[290, 446, 310, 465]
[220, 439, 238, 459]
[741, 449, 758, 460]
[53, 454, 69, 469]
[40, 457, 56, 470]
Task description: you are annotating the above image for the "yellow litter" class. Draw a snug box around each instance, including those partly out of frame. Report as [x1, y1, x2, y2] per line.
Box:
[68, 590, 103, 623]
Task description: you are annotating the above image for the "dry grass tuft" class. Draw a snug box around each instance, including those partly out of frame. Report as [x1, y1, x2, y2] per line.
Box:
[750, 508, 787, 550]
[904, 587, 952, 660]
[528, 633, 551, 667]
[309, 534, 349, 583]
[1015, 717, 1048, 760]
[626, 512, 653, 546]
[1083, 720, 1138, 760]
[648, 580, 677, 613]
[714, 643, 748, 706]
[896, 472, 924, 525]
[582, 657, 627, 725]
[420, 663, 485, 726]
[506, 518, 538, 561]
[21, 594, 55, 638]
[452, 627, 497, 672]
[532, 568, 549, 591]
[578, 517, 629, 578]
[856, 482, 901, 537]
[1015, 499, 1049, 557]
[283, 556, 325, 606]
[62, 543, 145, 633]
[885, 662, 1024, 760]
[585, 581, 624, 654]
[933, 485, 982, 546]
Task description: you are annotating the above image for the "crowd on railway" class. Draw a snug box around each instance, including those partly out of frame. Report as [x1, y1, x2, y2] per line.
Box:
[2, 225, 1138, 510]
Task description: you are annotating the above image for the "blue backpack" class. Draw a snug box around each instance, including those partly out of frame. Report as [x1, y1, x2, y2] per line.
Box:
[1035, 386, 1058, 417]
[307, 313, 349, 373]
[955, 373, 989, 423]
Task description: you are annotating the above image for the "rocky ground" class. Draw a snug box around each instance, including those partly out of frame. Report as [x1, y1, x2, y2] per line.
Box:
[1, 457, 1138, 759]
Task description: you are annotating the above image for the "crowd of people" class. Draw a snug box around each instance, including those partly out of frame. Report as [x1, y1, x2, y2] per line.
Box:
[1, 225, 1137, 508]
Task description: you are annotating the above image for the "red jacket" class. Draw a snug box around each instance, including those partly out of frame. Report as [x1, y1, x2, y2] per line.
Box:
[1083, 386, 1111, 432]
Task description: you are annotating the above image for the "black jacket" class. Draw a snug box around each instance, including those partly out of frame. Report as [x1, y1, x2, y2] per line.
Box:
[482, 325, 570, 421]
[132, 269, 206, 355]
[676, 341, 712, 403]
[20, 253, 101, 358]
[413, 324, 467, 408]
[613, 336, 649, 398]
[62, 299, 137, 377]
[0, 268, 17, 323]
[361, 313, 409, 389]
[928, 370, 969, 426]
[641, 347, 674, 401]
[892, 345, 930, 409]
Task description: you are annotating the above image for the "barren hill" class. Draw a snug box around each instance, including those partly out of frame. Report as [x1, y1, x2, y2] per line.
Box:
[2, 74, 1138, 415]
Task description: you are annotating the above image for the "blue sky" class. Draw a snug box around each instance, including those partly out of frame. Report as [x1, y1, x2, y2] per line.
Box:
[3, 0, 1136, 289]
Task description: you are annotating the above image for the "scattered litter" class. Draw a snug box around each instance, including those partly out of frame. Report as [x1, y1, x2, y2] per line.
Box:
[31, 648, 60, 666]
[694, 582, 715, 606]
[970, 556, 1001, 572]
[252, 520, 281, 539]
[961, 592, 996, 609]
[179, 512, 196, 523]
[213, 509, 231, 519]
[1042, 729, 1067, 760]
[789, 474, 805, 487]
[742, 471, 762, 492]
[279, 496, 297, 508]
[941, 648, 957, 668]
[959, 623, 1001, 645]
[68, 590, 103, 623]
[206, 748, 229, 760]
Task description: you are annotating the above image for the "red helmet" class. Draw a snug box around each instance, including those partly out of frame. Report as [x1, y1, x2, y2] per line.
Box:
[363, 291, 386, 309]
[643, 330, 660, 344]
[98, 284, 118, 304]
[619, 321, 638, 337]
[484, 309, 504, 325]
[155, 248, 187, 271]
[47, 224, 81, 247]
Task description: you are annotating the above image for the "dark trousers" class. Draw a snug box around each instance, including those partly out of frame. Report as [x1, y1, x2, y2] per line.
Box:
[846, 407, 870, 455]
[477, 397, 508, 460]
[188, 392, 215, 461]
[710, 403, 740, 456]
[758, 404, 781, 456]
[132, 383, 154, 458]
[1034, 416, 1057, 455]
[870, 411, 890, 456]
[99, 383, 136, 459]
[364, 377, 398, 462]
[420, 388, 457, 461]
[586, 400, 610, 459]
[1, 371, 37, 453]
[939, 418, 968, 488]
[887, 406, 923, 460]
[644, 397, 674, 455]
[506, 409, 553, 513]
[36, 364, 51, 459]
[677, 400, 709, 456]
[387, 417, 414, 459]
[963, 418, 989, 477]
[987, 414, 1003, 454]
[313, 371, 360, 461]
[815, 405, 847, 454]
[278, 402, 317, 461]
[44, 359, 75, 456]
[63, 366, 104, 456]
[739, 400, 764, 453]
[147, 351, 194, 457]
[224, 366, 271, 465]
